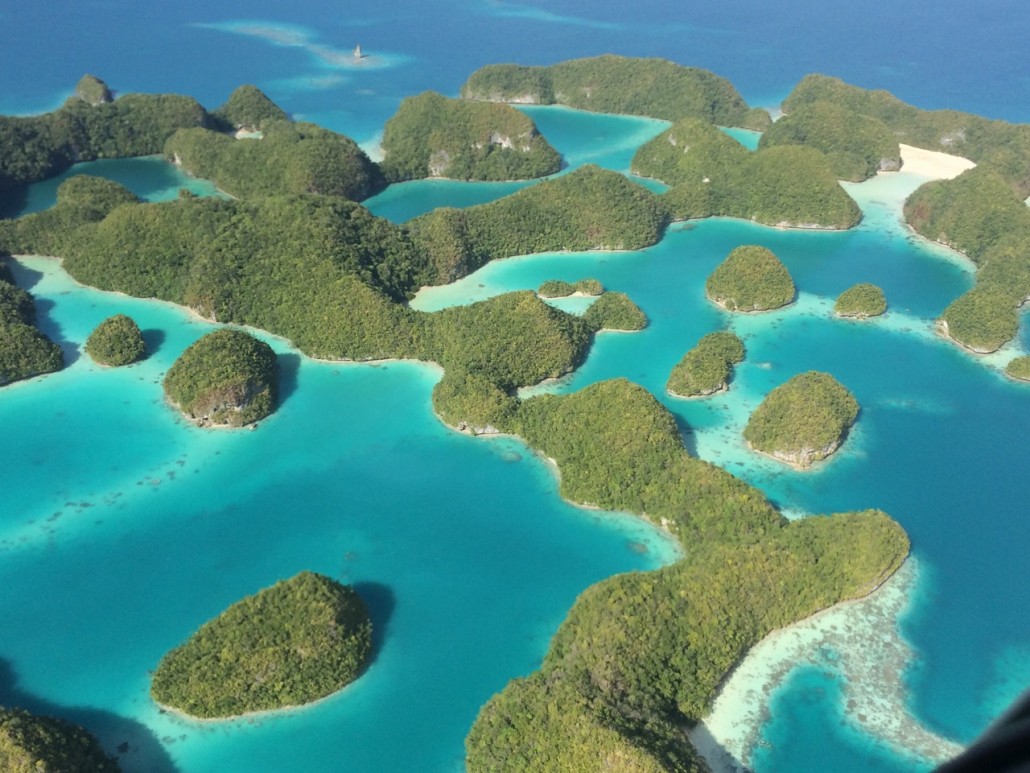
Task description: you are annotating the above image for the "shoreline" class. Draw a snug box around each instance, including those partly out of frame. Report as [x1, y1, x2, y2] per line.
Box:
[690, 557, 963, 771]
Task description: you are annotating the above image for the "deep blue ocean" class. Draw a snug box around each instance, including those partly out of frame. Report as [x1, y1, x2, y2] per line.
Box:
[1, 2, 1029, 771]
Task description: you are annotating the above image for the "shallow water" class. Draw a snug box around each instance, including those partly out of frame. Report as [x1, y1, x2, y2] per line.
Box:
[3, 2, 1030, 770]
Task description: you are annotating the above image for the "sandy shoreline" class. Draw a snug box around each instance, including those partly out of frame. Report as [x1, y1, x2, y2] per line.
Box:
[897, 144, 976, 180]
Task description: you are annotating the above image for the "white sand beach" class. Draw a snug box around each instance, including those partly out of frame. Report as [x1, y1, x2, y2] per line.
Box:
[898, 144, 976, 180]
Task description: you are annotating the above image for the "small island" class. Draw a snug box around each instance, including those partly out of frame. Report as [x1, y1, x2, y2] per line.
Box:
[163, 328, 277, 428]
[582, 291, 647, 331]
[834, 283, 887, 319]
[151, 572, 372, 719]
[537, 278, 603, 298]
[0, 707, 119, 772]
[1005, 356, 1030, 381]
[667, 330, 746, 397]
[705, 245, 796, 312]
[744, 370, 860, 469]
[85, 313, 145, 366]
[379, 91, 561, 182]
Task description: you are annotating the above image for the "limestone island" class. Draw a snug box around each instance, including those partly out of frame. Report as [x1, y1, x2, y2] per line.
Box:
[667, 330, 746, 397]
[632, 117, 863, 229]
[0, 707, 119, 772]
[834, 282, 887, 319]
[581, 291, 647, 331]
[380, 91, 561, 182]
[85, 313, 145, 366]
[1005, 356, 1030, 382]
[706, 245, 796, 312]
[151, 572, 372, 720]
[744, 371, 859, 469]
[537, 278, 603, 298]
[162, 328, 277, 428]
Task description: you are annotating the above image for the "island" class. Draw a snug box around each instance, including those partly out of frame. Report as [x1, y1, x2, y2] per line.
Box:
[151, 572, 372, 719]
[705, 245, 797, 312]
[632, 117, 863, 228]
[758, 100, 901, 182]
[0, 256, 63, 386]
[537, 278, 603, 298]
[162, 328, 277, 428]
[84, 313, 145, 366]
[461, 54, 771, 130]
[0, 708, 120, 772]
[1005, 356, 1030, 381]
[834, 282, 887, 319]
[667, 330, 746, 397]
[379, 91, 561, 182]
[581, 291, 647, 331]
[744, 370, 860, 469]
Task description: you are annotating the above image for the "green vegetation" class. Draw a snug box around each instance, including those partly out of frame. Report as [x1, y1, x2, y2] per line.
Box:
[151, 572, 372, 719]
[537, 278, 604, 298]
[213, 85, 289, 130]
[0, 260, 63, 386]
[380, 91, 561, 182]
[835, 283, 887, 318]
[0, 79, 210, 194]
[744, 371, 860, 468]
[783, 74, 1030, 195]
[667, 330, 745, 397]
[632, 118, 862, 228]
[74, 74, 113, 106]
[1005, 356, 1030, 381]
[85, 314, 145, 366]
[759, 101, 901, 181]
[781, 74, 1030, 352]
[461, 55, 760, 127]
[408, 165, 669, 284]
[0, 707, 119, 772]
[163, 328, 277, 427]
[581, 291, 647, 331]
[706, 245, 796, 312]
[165, 121, 385, 201]
[467, 378, 907, 769]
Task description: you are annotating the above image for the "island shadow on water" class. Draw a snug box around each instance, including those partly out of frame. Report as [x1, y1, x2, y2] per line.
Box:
[351, 581, 395, 670]
[0, 657, 180, 773]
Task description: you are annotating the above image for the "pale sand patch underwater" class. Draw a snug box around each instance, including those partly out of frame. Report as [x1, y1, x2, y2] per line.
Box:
[690, 558, 963, 771]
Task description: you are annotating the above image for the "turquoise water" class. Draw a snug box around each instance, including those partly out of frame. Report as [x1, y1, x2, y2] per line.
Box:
[3, 2, 1030, 770]
[0, 157, 224, 218]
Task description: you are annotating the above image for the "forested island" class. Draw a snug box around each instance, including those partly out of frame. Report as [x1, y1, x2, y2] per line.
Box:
[3, 55, 1025, 770]
[705, 245, 797, 312]
[380, 91, 561, 182]
[0, 708, 120, 772]
[744, 371, 860, 469]
[667, 331, 746, 397]
[162, 328, 278, 428]
[85, 314, 145, 366]
[537, 278, 603, 298]
[151, 572, 372, 719]
[834, 283, 887, 319]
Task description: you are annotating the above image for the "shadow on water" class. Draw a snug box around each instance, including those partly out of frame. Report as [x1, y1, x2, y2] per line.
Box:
[142, 328, 166, 359]
[0, 657, 180, 773]
[0, 185, 29, 219]
[7, 258, 45, 290]
[276, 352, 301, 407]
[33, 297, 80, 367]
[352, 582, 396, 670]
[688, 718, 752, 772]
[672, 412, 699, 457]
